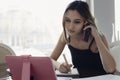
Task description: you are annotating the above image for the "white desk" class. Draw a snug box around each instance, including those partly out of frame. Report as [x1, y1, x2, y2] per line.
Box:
[57, 74, 120, 80]
[1, 74, 120, 80]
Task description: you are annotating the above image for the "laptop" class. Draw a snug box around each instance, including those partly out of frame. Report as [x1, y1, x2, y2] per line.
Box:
[5, 55, 57, 80]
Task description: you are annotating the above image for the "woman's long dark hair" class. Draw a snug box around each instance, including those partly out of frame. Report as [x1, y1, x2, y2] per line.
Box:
[62, 1, 96, 42]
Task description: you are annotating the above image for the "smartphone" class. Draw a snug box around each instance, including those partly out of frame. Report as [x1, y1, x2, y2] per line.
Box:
[82, 23, 91, 42]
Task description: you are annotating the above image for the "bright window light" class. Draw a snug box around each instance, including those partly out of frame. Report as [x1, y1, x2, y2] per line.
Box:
[0, 0, 75, 56]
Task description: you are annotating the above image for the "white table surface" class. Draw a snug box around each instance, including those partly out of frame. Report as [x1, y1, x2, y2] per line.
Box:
[1, 74, 120, 80]
[57, 74, 120, 80]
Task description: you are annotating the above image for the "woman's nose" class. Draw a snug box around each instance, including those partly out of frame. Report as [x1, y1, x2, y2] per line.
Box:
[69, 23, 74, 29]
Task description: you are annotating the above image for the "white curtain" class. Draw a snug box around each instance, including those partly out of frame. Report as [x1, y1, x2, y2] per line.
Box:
[114, 0, 120, 42]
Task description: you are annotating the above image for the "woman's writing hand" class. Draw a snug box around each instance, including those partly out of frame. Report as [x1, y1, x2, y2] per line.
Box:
[58, 62, 72, 73]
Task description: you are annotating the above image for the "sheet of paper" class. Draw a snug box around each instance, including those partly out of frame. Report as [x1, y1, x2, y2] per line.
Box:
[56, 68, 79, 78]
[57, 77, 72, 80]
[72, 74, 120, 80]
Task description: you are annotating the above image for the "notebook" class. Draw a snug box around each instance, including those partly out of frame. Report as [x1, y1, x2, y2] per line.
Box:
[56, 68, 79, 78]
[5, 55, 57, 80]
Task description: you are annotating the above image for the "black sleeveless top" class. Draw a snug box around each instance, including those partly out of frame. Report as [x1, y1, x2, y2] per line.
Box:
[68, 38, 107, 78]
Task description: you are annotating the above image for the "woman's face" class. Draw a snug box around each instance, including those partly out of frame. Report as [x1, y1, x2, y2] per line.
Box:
[64, 10, 85, 36]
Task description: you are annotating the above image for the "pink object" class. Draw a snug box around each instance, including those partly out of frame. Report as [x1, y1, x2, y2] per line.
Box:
[5, 55, 57, 80]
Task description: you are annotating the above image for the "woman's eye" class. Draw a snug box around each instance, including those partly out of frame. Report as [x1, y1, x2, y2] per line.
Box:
[65, 19, 70, 22]
[74, 21, 80, 24]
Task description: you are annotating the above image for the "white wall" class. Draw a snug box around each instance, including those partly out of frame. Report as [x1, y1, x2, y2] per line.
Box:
[94, 0, 115, 44]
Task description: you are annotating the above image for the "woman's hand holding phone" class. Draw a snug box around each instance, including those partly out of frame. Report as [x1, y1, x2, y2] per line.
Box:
[83, 23, 99, 39]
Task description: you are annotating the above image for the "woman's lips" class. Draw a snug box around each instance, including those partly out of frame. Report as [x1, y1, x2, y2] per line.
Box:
[69, 30, 75, 33]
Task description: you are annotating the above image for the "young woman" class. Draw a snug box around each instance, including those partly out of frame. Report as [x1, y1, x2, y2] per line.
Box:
[50, 0, 116, 78]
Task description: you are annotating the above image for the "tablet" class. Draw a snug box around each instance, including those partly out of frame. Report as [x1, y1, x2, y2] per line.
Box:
[5, 55, 57, 80]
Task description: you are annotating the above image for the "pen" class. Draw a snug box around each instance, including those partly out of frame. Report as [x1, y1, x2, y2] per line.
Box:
[63, 54, 68, 65]
[63, 54, 72, 73]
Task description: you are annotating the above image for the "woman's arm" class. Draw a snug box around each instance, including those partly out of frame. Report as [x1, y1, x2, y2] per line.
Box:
[85, 25, 116, 73]
[50, 32, 66, 69]
[94, 31, 116, 73]
[50, 32, 72, 72]
[50, 32, 66, 60]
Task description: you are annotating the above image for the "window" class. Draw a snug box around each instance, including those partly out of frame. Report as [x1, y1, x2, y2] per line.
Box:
[0, 0, 74, 56]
